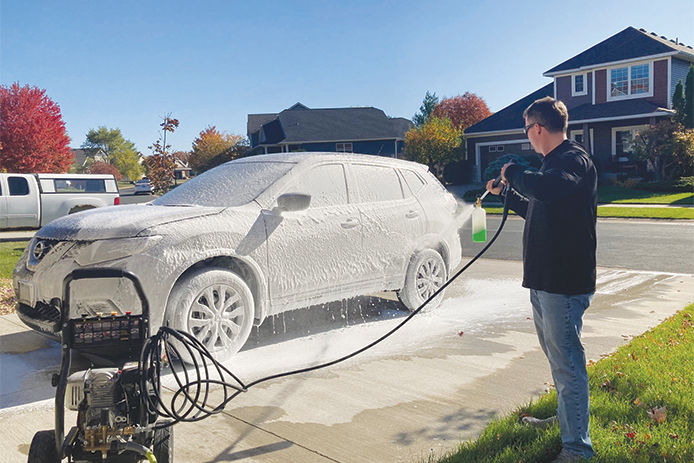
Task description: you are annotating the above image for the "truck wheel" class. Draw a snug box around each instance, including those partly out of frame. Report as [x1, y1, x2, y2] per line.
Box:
[68, 205, 95, 214]
[28, 430, 59, 463]
[153, 425, 173, 463]
[166, 268, 254, 363]
[398, 249, 447, 312]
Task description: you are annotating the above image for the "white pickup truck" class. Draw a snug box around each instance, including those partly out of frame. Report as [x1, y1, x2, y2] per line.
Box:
[0, 173, 120, 230]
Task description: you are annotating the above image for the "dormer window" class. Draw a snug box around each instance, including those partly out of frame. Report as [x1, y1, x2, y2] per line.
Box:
[572, 74, 587, 96]
[608, 62, 652, 100]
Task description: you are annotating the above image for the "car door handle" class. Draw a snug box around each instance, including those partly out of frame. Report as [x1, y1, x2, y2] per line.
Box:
[405, 210, 419, 219]
[341, 218, 359, 229]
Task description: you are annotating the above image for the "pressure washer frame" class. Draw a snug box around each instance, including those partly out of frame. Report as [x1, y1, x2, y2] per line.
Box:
[53, 268, 152, 460]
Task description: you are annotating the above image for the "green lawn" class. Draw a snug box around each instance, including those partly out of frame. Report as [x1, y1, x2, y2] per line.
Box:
[484, 206, 694, 220]
[597, 185, 694, 205]
[437, 305, 694, 463]
[0, 241, 28, 279]
[464, 184, 694, 206]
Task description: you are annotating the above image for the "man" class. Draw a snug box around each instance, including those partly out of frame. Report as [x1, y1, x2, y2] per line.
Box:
[486, 97, 597, 462]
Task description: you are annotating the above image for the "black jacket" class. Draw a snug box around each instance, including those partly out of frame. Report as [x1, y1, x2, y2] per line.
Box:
[504, 139, 597, 295]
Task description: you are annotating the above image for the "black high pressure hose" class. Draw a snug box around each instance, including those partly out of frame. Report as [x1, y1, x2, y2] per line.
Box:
[140, 182, 512, 428]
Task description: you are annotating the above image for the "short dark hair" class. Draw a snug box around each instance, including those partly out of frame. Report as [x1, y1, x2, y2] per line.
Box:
[523, 97, 568, 133]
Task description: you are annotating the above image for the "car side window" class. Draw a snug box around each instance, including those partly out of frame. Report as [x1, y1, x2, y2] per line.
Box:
[352, 164, 403, 203]
[400, 169, 426, 196]
[8, 177, 30, 196]
[299, 164, 348, 208]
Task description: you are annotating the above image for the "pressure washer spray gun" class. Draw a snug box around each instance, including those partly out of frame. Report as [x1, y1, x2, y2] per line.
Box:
[473, 175, 506, 243]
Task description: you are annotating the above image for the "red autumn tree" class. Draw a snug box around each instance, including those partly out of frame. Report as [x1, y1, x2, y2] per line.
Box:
[432, 92, 492, 131]
[88, 161, 123, 181]
[0, 82, 73, 172]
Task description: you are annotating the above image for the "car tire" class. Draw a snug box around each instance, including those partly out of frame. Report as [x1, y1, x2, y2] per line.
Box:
[68, 205, 95, 214]
[166, 268, 254, 363]
[398, 249, 447, 312]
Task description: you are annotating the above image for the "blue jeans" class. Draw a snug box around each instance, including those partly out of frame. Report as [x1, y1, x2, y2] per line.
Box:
[530, 289, 594, 458]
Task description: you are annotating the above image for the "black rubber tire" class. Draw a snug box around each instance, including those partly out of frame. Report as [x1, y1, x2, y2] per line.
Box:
[68, 205, 95, 214]
[153, 425, 174, 463]
[27, 430, 60, 463]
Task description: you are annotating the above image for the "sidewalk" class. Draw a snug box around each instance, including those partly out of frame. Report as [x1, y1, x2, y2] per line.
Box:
[0, 230, 36, 242]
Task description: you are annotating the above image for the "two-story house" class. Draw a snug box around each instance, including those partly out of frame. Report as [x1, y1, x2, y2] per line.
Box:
[465, 27, 694, 182]
[247, 103, 413, 157]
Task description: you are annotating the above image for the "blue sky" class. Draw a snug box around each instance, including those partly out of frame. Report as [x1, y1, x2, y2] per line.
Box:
[2, 0, 693, 154]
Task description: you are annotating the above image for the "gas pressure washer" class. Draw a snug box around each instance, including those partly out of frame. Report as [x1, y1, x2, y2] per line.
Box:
[28, 179, 509, 463]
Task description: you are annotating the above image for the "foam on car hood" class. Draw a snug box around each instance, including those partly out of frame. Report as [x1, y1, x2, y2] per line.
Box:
[36, 204, 224, 240]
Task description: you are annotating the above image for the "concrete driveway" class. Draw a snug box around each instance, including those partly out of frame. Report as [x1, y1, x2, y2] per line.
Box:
[1, 258, 692, 462]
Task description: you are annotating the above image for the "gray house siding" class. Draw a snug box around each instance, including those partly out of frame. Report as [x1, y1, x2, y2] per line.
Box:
[671, 57, 691, 102]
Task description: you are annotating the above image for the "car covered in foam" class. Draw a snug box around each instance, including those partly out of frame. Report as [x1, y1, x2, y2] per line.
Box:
[14, 153, 462, 361]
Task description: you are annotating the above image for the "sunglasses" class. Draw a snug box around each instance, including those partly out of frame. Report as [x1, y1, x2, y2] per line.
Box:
[524, 122, 541, 135]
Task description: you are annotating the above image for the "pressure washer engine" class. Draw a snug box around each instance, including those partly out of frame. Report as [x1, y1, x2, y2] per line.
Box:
[28, 269, 172, 463]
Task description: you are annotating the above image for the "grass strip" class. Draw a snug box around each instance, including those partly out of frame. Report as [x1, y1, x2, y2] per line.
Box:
[0, 241, 29, 279]
[483, 207, 694, 220]
[436, 305, 694, 463]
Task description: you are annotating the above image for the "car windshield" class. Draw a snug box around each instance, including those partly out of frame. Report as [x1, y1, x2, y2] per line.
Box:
[153, 161, 295, 207]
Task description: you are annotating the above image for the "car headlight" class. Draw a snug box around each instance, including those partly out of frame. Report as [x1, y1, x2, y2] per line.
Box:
[75, 236, 162, 266]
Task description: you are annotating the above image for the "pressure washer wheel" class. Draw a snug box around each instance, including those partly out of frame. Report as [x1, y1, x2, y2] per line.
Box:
[167, 268, 255, 363]
[27, 430, 59, 463]
[153, 424, 174, 463]
[398, 249, 446, 312]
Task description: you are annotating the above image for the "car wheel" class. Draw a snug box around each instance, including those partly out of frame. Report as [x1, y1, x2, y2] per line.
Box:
[166, 268, 254, 363]
[398, 249, 447, 312]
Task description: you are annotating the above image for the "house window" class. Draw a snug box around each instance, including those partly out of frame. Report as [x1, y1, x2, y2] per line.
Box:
[608, 62, 651, 100]
[572, 74, 587, 96]
[488, 145, 504, 153]
[611, 125, 647, 161]
[336, 142, 353, 153]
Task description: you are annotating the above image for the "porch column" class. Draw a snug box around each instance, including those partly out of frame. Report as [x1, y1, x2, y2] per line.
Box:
[582, 123, 592, 155]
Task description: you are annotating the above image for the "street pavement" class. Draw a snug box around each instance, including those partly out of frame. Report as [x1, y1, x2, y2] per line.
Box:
[1, 259, 692, 462]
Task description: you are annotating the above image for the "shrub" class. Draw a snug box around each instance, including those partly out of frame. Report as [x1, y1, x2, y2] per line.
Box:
[483, 153, 538, 182]
[443, 160, 470, 185]
[88, 161, 122, 181]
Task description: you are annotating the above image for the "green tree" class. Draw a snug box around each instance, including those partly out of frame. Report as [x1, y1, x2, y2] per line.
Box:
[404, 116, 461, 179]
[82, 127, 143, 180]
[190, 126, 246, 173]
[673, 80, 686, 126]
[412, 91, 439, 127]
[684, 64, 694, 129]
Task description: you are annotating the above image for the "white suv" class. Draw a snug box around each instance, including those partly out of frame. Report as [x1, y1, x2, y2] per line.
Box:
[14, 153, 462, 361]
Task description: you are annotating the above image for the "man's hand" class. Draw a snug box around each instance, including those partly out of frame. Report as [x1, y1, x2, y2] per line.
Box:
[485, 162, 514, 195]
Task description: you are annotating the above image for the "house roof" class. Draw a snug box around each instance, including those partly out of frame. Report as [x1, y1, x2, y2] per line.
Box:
[248, 103, 413, 145]
[70, 148, 107, 166]
[568, 100, 673, 122]
[545, 27, 694, 76]
[464, 82, 673, 136]
[465, 83, 554, 134]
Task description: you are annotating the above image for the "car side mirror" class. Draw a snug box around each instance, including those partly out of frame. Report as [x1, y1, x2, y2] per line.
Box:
[276, 193, 311, 213]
